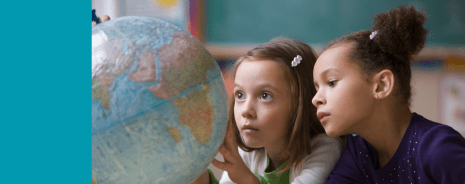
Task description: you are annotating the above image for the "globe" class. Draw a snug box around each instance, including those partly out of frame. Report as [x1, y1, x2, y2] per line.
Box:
[92, 17, 228, 184]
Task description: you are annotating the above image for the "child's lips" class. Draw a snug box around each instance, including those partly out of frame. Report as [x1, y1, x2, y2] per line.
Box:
[243, 129, 257, 133]
[320, 116, 329, 122]
[317, 112, 330, 122]
[242, 124, 258, 132]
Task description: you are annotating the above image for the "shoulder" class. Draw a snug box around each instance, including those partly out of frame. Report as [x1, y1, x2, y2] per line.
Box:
[305, 133, 345, 158]
[311, 133, 343, 144]
[410, 113, 458, 137]
[311, 134, 345, 149]
[290, 134, 343, 183]
[309, 134, 345, 155]
[412, 114, 465, 155]
[412, 114, 465, 183]
[301, 134, 344, 169]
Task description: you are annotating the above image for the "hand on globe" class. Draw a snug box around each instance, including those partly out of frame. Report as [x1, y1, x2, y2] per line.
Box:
[211, 121, 259, 184]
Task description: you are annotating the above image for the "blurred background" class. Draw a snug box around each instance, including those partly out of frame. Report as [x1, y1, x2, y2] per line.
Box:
[92, 0, 465, 179]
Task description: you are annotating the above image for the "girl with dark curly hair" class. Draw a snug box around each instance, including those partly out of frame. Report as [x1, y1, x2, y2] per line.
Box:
[312, 6, 465, 183]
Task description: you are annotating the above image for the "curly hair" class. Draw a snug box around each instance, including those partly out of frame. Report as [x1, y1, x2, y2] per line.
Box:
[229, 38, 325, 174]
[326, 6, 428, 105]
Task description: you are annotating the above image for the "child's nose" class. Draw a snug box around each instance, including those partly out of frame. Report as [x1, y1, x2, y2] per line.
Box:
[312, 90, 325, 107]
[241, 99, 256, 118]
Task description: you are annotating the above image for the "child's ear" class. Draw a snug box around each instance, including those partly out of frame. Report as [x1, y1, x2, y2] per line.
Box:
[372, 69, 394, 99]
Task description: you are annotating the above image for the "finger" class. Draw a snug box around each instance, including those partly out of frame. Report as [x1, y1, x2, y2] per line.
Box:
[212, 159, 229, 171]
[218, 144, 234, 163]
[223, 121, 236, 149]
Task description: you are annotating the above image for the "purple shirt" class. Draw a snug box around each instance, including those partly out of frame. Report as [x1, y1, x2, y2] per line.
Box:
[326, 113, 465, 184]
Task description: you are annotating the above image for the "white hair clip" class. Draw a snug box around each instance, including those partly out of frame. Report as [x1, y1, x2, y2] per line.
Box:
[369, 30, 379, 40]
[291, 55, 302, 67]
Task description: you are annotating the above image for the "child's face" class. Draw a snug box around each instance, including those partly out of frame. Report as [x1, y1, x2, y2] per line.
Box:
[312, 44, 376, 137]
[233, 59, 292, 149]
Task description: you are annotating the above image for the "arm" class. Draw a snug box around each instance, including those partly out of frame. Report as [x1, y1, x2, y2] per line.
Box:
[418, 126, 465, 183]
[290, 134, 343, 184]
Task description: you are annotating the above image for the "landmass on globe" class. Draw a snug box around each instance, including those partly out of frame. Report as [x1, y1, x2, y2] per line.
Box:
[92, 32, 216, 143]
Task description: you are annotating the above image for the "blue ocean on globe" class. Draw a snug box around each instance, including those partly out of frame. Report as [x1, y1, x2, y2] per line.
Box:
[92, 16, 228, 184]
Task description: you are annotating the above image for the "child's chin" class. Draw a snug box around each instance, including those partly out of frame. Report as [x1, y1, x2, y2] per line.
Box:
[244, 141, 262, 149]
[324, 129, 342, 138]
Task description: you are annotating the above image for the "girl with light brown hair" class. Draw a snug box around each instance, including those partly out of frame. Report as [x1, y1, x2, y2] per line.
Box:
[194, 38, 343, 184]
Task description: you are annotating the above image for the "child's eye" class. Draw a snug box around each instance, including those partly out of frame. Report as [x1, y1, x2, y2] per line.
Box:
[235, 91, 245, 101]
[327, 80, 337, 87]
[260, 92, 273, 101]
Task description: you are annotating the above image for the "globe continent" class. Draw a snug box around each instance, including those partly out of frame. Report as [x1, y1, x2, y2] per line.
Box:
[91, 16, 228, 184]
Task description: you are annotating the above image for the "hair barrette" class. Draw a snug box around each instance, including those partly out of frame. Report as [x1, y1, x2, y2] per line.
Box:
[291, 55, 302, 67]
[369, 30, 379, 40]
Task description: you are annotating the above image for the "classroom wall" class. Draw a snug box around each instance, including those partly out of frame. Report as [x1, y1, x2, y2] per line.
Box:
[205, 0, 465, 46]
[411, 69, 442, 122]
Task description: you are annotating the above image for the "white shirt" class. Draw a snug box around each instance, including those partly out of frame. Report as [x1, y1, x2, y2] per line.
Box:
[219, 134, 343, 184]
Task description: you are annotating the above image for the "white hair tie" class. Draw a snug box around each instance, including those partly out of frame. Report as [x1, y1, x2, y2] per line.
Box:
[291, 55, 302, 67]
[370, 30, 379, 40]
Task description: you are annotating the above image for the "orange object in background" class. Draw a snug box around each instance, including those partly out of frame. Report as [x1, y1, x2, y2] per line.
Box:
[446, 56, 465, 72]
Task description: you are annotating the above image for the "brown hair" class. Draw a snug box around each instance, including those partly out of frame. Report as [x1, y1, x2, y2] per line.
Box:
[326, 5, 428, 105]
[229, 38, 325, 173]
